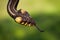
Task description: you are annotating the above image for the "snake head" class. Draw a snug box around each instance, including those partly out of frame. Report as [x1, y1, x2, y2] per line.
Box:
[15, 9, 36, 26]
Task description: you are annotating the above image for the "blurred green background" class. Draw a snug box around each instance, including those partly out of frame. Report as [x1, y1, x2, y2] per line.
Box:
[0, 0, 60, 40]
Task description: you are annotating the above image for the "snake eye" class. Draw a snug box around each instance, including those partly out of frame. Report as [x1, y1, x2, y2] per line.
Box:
[15, 17, 22, 23]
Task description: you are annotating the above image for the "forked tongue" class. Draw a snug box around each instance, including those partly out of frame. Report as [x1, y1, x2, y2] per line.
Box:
[34, 24, 44, 32]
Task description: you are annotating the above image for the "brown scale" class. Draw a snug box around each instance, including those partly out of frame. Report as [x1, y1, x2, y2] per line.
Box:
[7, 0, 44, 32]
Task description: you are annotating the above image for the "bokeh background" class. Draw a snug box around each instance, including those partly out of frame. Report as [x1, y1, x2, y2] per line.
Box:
[0, 0, 60, 40]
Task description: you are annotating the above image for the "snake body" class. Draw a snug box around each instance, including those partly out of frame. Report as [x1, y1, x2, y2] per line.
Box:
[7, 0, 19, 19]
[7, 0, 44, 32]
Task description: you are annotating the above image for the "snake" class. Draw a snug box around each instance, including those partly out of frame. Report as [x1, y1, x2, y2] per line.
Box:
[7, 0, 44, 32]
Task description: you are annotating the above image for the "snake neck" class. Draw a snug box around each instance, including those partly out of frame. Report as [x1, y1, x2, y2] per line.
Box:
[7, 0, 19, 19]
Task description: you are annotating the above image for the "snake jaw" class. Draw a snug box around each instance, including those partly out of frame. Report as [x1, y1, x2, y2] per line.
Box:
[21, 22, 25, 25]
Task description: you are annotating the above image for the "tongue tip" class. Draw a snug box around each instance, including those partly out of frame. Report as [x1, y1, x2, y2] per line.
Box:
[34, 24, 44, 32]
[39, 30, 44, 32]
